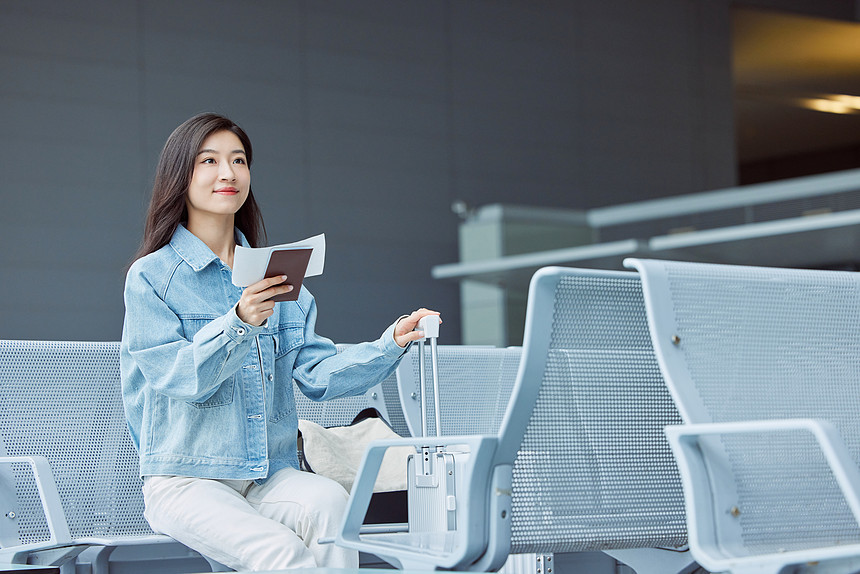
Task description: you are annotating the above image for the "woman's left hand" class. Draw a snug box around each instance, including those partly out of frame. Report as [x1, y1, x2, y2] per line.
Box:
[393, 308, 442, 348]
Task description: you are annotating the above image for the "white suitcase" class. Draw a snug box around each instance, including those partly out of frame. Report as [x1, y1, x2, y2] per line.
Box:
[407, 315, 459, 533]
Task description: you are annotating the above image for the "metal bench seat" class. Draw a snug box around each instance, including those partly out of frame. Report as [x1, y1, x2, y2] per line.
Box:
[337, 267, 695, 573]
[628, 257, 860, 574]
[0, 340, 393, 573]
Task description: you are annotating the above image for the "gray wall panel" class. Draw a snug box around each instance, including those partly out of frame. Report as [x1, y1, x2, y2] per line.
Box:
[0, 0, 741, 344]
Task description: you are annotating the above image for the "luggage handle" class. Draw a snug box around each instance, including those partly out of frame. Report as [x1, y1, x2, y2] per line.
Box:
[416, 315, 442, 438]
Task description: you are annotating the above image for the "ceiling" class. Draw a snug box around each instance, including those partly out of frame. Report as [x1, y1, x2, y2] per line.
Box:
[733, 7, 860, 164]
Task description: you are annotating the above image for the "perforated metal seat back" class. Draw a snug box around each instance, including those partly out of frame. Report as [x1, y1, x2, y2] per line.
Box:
[293, 344, 407, 435]
[0, 340, 154, 546]
[398, 345, 521, 437]
[509, 270, 686, 554]
[293, 372, 404, 433]
[0, 340, 405, 551]
[632, 259, 860, 555]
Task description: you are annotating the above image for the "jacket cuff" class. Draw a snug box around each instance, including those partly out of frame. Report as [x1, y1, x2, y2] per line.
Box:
[225, 304, 265, 343]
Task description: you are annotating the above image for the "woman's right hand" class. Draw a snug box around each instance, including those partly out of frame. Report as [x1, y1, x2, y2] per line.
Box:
[236, 275, 293, 326]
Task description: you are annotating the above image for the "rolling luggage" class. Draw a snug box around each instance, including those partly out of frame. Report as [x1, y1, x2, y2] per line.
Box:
[406, 315, 460, 533]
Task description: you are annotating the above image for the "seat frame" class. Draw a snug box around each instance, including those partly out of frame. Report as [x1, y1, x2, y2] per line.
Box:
[0, 340, 390, 573]
[627, 257, 860, 574]
[337, 267, 694, 572]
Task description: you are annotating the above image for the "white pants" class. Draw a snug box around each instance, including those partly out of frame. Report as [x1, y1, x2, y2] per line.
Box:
[142, 467, 358, 571]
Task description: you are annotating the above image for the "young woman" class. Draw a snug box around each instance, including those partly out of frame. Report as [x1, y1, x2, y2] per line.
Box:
[120, 112, 439, 571]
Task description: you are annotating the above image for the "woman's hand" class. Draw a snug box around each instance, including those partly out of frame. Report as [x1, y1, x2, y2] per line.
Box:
[236, 275, 293, 326]
[393, 308, 442, 348]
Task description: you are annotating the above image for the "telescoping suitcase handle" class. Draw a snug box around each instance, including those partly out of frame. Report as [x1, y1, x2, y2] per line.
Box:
[410, 314, 459, 533]
[416, 315, 442, 438]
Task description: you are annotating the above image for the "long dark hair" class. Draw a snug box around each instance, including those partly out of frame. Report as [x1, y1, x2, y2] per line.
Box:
[132, 113, 267, 262]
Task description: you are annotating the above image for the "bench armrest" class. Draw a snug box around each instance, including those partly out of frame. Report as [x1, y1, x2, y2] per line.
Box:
[336, 434, 510, 571]
[665, 418, 860, 574]
[0, 455, 73, 553]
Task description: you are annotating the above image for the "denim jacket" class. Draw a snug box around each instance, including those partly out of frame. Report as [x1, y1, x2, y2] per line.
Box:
[120, 225, 407, 481]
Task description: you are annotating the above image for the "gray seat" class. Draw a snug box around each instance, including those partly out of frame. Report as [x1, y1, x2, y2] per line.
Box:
[0, 341, 178, 572]
[628, 257, 860, 574]
[337, 267, 693, 573]
[294, 344, 407, 435]
[0, 339, 397, 573]
[396, 344, 522, 437]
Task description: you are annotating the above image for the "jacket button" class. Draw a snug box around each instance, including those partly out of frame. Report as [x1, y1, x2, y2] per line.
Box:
[235, 327, 246, 336]
[268, 373, 274, 381]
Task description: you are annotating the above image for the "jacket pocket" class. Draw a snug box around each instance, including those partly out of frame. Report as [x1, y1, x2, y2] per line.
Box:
[275, 324, 304, 359]
[269, 375, 296, 423]
[189, 375, 236, 408]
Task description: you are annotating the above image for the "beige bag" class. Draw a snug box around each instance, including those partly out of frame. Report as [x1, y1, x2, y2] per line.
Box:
[298, 416, 412, 493]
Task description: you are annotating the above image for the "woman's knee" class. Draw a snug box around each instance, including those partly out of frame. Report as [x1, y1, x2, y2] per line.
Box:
[251, 470, 349, 533]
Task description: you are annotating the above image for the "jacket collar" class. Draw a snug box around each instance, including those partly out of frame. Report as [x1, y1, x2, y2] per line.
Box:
[169, 224, 250, 272]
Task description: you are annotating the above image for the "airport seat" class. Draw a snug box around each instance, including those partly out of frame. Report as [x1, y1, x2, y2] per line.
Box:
[337, 267, 695, 573]
[0, 340, 392, 574]
[0, 341, 180, 573]
[627, 258, 860, 574]
[395, 344, 522, 438]
[295, 344, 408, 436]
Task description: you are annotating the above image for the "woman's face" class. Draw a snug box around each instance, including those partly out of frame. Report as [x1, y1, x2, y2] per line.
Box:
[186, 130, 251, 222]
